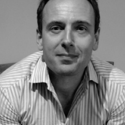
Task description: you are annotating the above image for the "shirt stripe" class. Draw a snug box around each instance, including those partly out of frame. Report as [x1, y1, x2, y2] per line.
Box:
[0, 51, 125, 125]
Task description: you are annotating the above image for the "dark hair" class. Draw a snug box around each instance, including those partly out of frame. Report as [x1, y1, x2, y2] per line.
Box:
[37, 0, 100, 37]
[87, 0, 100, 33]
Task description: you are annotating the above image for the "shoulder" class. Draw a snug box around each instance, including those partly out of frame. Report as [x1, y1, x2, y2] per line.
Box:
[91, 55, 125, 81]
[0, 51, 43, 85]
[91, 55, 125, 112]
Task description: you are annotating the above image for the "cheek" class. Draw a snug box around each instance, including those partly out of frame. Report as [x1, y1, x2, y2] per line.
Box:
[42, 34, 61, 61]
[76, 37, 94, 54]
[42, 37, 54, 54]
[42, 33, 62, 50]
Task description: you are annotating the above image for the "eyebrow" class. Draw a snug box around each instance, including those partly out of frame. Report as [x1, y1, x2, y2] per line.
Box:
[46, 20, 92, 29]
[72, 20, 92, 27]
[47, 21, 65, 28]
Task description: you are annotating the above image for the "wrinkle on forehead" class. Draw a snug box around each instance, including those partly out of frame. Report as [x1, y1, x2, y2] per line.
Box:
[43, 0, 95, 25]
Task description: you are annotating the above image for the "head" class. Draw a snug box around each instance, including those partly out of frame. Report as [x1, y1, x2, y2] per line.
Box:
[37, 0, 100, 37]
[36, 0, 100, 76]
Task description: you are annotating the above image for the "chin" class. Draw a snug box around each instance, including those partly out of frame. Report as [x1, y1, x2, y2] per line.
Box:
[54, 66, 78, 76]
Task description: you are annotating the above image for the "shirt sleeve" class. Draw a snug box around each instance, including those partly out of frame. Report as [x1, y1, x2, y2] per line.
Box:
[107, 85, 125, 125]
[0, 88, 20, 125]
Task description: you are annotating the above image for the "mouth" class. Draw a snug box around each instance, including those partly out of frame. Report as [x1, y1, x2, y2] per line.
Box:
[56, 53, 79, 64]
[56, 54, 78, 58]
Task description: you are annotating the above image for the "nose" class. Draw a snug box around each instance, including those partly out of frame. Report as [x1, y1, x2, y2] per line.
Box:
[62, 26, 74, 46]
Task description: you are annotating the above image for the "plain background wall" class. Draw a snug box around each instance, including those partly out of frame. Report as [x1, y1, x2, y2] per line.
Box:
[0, 0, 125, 72]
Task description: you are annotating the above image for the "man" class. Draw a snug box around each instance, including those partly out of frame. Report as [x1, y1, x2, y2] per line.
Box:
[0, 0, 125, 124]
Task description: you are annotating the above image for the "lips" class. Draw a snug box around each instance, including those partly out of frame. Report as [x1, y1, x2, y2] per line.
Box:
[57, 54, 78, 57]
[56, 54, 78, 58]
[56, 53, 79, 64]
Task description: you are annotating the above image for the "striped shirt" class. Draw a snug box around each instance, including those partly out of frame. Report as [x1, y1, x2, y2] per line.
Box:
[0, 51, 125, 125]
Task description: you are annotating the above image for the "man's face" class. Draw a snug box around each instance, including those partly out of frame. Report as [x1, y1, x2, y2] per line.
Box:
[41, 0, 99, 76]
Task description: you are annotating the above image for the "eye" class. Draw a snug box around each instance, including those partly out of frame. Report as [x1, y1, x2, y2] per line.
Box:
[75, 25, 87, 34]
[50, 25, 63, 34]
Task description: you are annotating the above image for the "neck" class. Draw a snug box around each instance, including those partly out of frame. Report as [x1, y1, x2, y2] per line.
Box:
[48, 68, 86, 102]
[49, 70, 83, 92]
[48, 68, 87, 116]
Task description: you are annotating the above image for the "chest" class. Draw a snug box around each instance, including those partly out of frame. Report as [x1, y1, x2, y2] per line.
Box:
[20, 86, 108, 125]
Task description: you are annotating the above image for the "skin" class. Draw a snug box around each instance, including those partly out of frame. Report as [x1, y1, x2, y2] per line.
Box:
[38, 0, 99, 115]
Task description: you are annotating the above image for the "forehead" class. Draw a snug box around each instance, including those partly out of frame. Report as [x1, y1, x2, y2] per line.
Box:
[43, 0, 95, 25]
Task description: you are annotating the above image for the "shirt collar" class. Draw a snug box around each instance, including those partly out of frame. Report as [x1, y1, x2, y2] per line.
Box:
[88, 60, 98, 84]
[30, 56, 98, 87]
[30, 56, 53, 90]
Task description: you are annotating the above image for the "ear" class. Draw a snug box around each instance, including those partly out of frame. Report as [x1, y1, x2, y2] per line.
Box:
[36, 30, 43, 51]
[92, 28, 100, 51]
